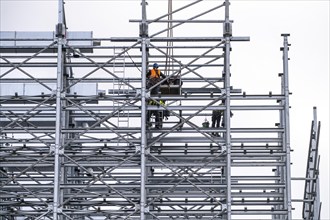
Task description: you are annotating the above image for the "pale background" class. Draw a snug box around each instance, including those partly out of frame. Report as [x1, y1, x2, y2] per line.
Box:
[0, 0, 329, 219]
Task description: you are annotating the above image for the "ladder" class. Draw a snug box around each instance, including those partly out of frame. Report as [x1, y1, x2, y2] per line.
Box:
[112, 47, 129, 128]
[303, 108, 322, 220]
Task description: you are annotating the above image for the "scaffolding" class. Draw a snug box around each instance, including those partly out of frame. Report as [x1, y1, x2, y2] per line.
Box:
[0, 0, 322, 219]
[302, 108, 322, 220]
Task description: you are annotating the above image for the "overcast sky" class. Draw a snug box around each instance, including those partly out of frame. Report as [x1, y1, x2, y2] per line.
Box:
[1, 0, 329, 219]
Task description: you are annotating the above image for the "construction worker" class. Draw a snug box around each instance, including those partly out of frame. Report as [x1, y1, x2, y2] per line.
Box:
[211, 100, 233, 136]
[211, 108, 222, 137]
[146, 63, 167, 95]
[147, 100, 166, 129]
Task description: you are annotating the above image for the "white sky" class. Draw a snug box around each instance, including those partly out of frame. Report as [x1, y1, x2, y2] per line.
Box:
[0, 0, 329, 219]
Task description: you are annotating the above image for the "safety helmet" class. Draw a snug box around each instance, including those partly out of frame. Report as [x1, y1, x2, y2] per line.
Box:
[153, 63, 159, 68]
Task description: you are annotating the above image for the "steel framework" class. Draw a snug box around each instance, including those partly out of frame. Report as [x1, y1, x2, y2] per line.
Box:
[302, 108, 322, 220]
[0, 0, 319, 219]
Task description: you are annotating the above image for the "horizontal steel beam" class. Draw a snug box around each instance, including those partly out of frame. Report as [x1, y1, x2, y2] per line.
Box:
[109, 36, 250, 42]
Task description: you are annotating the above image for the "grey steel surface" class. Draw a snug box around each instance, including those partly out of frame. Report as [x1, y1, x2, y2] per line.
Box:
[0, 31, 96, 53]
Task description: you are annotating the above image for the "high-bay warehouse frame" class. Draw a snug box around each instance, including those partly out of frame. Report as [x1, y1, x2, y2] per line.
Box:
[0, 0, 322, 219]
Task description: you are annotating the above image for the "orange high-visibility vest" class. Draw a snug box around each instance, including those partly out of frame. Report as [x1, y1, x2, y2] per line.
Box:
[150, 69, 161, 78]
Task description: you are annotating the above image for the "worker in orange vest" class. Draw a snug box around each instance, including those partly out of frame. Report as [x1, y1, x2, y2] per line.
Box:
[146, 63, 166, 95]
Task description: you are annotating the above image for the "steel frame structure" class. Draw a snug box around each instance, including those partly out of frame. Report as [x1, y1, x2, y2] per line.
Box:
[302, 107, 322, 220]
[0, 0, 303, 219]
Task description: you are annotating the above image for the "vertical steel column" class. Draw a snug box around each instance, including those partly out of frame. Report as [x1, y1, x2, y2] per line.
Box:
[303, 106, 321, 220]
[276, 76, 284, 220]
[312, 107, 321, 220]
[223, 0, 232, 218]
[140, 1, 148, 219]
[53, 1, 65, 219]
[281, 33, 292, 220]
[313, 108, 318, 142]
[277, 50, 286, 219]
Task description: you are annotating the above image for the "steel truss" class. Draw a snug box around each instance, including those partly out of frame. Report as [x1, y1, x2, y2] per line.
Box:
[0, 0, 296, 219]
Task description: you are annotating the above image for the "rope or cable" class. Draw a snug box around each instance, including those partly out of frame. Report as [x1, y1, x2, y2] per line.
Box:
[165, 0, 173, 77]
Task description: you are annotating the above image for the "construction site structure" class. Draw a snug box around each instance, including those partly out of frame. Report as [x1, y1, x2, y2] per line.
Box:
[0, 0, 322, 219]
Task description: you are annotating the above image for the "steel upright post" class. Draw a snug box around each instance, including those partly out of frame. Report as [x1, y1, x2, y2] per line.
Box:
[140, 0, 148, 219]
[224, 0, 232, 218]
[53, 1, 65, 219]
[312, 107, 321, 220]
[281, 33, 292, 220]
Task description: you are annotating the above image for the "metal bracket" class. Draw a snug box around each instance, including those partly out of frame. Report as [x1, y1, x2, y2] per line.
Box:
[48, 205, 62, 213]
[136, 89, 141, 98]
[50, 145, 55, 153]
[135, 204, 149, 213]
[56, 23, 66, 37]
[221, 145, 227, 152]
[145, 38, 150, 47]
[135, 146, 149, 154]
[144, 206, 150, 213]
[223, 22, 232, 37]
[145, 91, 150, 99]
[49, 145, 64, 155]
[139, 22, 149, 37]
